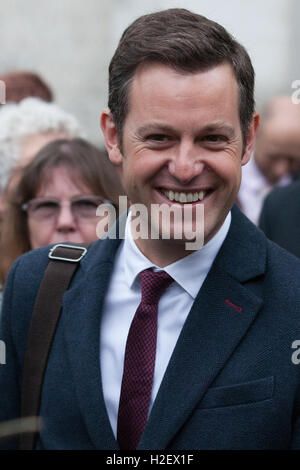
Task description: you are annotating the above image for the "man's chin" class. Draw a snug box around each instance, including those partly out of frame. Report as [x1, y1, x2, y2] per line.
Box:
[150, 222, 205, 251]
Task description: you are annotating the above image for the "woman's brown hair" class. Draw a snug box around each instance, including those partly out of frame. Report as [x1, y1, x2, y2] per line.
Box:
[0, 137, 124, 284]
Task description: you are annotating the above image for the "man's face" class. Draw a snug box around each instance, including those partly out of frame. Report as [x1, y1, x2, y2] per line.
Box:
[102, 62, 257, 264]
[254, 121, 300, 185]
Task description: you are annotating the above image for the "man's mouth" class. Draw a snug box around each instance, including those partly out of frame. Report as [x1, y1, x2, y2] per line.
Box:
[158, 188, 213, 204]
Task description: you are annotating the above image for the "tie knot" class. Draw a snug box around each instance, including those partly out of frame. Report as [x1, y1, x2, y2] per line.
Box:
[139, 268, 173, 305]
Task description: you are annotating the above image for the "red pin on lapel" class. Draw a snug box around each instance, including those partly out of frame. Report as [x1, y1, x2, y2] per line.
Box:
[225, 298, 242, 312]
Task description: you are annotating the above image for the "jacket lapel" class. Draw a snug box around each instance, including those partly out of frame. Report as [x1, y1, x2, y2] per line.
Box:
[62, 236, 122, 449]
[138, 206, 267, 449]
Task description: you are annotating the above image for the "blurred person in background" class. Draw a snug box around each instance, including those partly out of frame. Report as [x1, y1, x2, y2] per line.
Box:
[0, 70, 53, 103]
[0, 97, 82, 221]
[259, 180, 300, 258]
[238, 95, 300, 224]
[0, 138, 124, 286]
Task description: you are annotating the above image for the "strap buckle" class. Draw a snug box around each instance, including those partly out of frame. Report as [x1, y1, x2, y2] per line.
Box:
[48, 244, 88, 263]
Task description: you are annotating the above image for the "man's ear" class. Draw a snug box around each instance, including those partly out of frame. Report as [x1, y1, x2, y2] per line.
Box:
[100, 109, 123, 166]
[241, 112, 260, 166]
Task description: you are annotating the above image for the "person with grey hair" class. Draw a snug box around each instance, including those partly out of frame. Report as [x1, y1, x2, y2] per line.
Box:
[0, 97, 83, 219]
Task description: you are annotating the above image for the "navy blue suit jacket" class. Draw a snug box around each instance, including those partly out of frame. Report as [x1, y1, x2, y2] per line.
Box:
[1, 206, 300, 449]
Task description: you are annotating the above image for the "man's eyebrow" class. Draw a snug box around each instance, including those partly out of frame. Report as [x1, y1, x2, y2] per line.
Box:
[136, 123, 175, 136]
[135, 122, 236, 137]
[200, 122, 236, 138]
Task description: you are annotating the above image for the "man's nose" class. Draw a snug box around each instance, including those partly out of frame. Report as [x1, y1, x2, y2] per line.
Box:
[167, 142, 205, 183]
[56, 204, 77, 231]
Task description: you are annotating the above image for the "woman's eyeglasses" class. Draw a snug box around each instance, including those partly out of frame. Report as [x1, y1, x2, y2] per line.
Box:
[21, 196, 111, 221]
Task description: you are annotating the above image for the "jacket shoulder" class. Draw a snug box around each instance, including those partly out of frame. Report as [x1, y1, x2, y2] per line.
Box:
[1, 241, 102, 330]
[6, 239, 102, 290]
[265, 238, 300, 294]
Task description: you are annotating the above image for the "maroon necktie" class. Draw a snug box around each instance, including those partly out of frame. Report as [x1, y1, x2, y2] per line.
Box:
[117, 268, 173, 450]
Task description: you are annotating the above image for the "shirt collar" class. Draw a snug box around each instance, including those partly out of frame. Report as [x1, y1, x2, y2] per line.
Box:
[122, 210, 231, 299]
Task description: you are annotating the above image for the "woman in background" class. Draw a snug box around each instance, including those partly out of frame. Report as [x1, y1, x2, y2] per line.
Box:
[0, 137, 124, 285]
[0, 97, 83, 223]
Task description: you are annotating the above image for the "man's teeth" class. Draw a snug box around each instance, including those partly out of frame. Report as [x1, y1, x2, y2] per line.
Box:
[162, 190, 206, 203]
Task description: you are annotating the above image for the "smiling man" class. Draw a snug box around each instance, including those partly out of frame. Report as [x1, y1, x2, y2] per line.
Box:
[102, 60, 257, 264]
[1, 8, 300, 451]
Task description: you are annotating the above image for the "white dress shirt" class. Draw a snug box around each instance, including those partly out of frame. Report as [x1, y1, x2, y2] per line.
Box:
[238, 155, 291, 225]
[100, 211, 231, 438]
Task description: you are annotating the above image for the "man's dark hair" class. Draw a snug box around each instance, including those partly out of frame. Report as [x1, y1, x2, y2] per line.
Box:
[108, 8, 255, 147]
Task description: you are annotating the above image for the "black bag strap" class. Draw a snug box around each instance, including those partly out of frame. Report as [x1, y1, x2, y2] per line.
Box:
[19, 243, 90, 450]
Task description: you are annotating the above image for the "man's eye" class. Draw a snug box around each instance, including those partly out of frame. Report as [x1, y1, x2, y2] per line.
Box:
[147, 134, 169, 142]
[203, 134, 226, 143]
